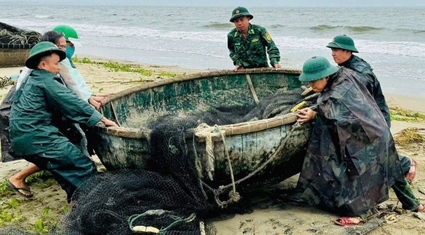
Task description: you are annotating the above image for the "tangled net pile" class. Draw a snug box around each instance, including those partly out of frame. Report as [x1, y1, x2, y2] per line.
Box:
[0, 22, 41, 48]
[0, 88, 316, 235]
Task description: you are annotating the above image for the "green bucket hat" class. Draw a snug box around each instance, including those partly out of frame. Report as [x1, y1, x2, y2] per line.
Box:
[230, 6, 253, 22]
[299, 56, 339, 82]
[326, 35, 359, 53]
[25, 41, 66, 69]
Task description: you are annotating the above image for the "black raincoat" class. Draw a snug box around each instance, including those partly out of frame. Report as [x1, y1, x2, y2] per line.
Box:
[297, 67, 403, 216]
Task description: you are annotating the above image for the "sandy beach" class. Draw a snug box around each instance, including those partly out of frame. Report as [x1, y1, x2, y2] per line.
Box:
[1, 56, 425, 235]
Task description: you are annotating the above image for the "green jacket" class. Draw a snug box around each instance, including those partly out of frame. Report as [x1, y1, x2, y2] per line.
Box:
[227, 24, 280, 68]
[10, 69, 102, 156]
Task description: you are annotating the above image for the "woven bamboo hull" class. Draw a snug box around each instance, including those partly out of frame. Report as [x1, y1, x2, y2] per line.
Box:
[93, 68, 309, 187]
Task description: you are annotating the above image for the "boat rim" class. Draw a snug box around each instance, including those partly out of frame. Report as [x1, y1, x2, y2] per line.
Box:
[96, 68, 302, 139]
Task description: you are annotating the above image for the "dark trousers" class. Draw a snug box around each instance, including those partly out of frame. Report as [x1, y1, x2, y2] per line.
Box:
[399, 154, 411, 176]
[23, 140, 98, 203]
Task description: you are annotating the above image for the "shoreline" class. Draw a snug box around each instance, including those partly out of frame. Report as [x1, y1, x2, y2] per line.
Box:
[1, 55, 424, 115]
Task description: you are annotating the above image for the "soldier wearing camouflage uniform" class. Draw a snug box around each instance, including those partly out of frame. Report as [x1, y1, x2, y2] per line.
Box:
[327, 35, 417, 184]
[227, 6, 281, 71]
[296, 56, 423, 226]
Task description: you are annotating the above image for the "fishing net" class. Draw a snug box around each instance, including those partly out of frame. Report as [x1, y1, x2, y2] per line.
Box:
[0, 22, 41, 49]
[145, 87, 315, 204]
[0, 87, 316, 234]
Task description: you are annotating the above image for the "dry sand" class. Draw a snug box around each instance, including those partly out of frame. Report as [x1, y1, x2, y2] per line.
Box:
[1, 56, 425, 235]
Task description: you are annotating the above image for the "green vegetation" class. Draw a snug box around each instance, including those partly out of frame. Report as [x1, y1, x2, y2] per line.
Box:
[390, 107, 425, 123]
[73, 56, 179, 78]
[160, 71, 178, 78]
[25, 170, 51, 184]
[0, 173, 64, 234]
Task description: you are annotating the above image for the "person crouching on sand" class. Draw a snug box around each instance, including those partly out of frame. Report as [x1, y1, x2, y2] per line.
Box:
[8, 41, 117, 202]
[295, 56, 424, 226]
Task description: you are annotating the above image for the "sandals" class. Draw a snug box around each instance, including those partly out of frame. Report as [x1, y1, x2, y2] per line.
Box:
[6, 181, 33, 198]
[406, 158, 417, 184]
[334, 217, 365, 226]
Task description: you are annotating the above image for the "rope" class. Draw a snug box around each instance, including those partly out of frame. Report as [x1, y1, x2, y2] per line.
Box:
[73, 123, 90, 157]
[0, 76, 15, 88]
[205, 130, 214, 180]
[0, 26, 40, 47]
[217, 122, 298, 194]
[194, 123, 218, 181]
[215, 125, 241, 206]
[199, 221, 206, 235]
[195, 121, 301, 208]
[192, 134, 209, 200]
[128, 209, 196, 234]
[193, 123, 240, 207]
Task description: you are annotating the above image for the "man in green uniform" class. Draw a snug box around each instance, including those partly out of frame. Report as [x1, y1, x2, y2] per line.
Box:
[326, 35, 417, 184]
[227, 6, 281, 71]
[296, 56, 423, 226]
[9, 42, 117, 202]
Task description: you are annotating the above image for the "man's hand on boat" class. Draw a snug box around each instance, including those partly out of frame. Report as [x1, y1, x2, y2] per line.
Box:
[101, 117, 118, 127]
[89, 96, 107, 110]
[234, 63, 281, 71]
[296, 107, 316, 124]
[234, 65, 244, 71]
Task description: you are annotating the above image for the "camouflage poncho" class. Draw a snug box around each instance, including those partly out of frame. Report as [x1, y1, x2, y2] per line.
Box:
[297, 67, 403, 216]
[339, 55, 390, 127]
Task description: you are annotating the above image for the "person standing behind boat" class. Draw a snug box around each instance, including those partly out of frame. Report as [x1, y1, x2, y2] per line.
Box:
[295, 56, 424, 226]
[9, 42, 117, 202]
[53, 25, 106, 109]
[53, 25, 81, 69]
[326, 34, 417, 184]
[227, 6, 281, 71]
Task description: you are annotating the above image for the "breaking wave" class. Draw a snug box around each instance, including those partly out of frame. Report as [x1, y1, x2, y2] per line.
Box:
[310, 25, 383, 32]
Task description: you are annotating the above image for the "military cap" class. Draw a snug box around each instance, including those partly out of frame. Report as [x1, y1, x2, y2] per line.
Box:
[326, 35, 359, 53]
[299, 56, 338, 82]
[25, 41, 66, 69]
[230, 6, 253, 22]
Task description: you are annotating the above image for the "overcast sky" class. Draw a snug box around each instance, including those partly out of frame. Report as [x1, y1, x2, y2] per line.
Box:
[1, 0, 425, 7]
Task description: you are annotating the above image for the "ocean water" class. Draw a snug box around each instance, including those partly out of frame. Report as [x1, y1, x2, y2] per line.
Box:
[1, 4, 425, 97]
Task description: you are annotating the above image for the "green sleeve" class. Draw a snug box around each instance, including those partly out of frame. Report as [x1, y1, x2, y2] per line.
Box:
[259, 28, 281, 66]
[227, 32, 242, 66]
[44, 76, 102, 127]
